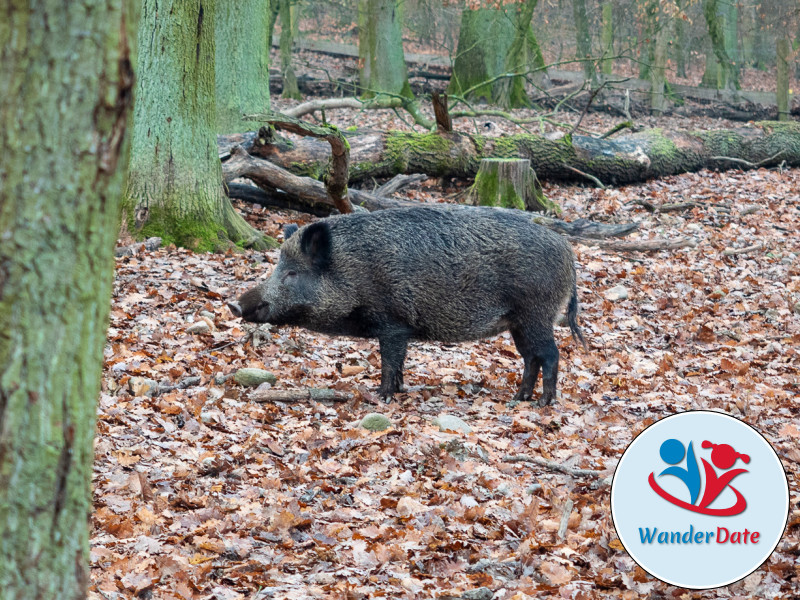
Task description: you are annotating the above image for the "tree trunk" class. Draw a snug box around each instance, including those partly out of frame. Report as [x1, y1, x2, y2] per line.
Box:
[601, 2, 614, 75]
[465, 159, 554, 212]
[0, 2, 137, 598]
[447, 6, 515, 103]
[496, 0, 546, 108]
[572, 0, 595, 84]
[279, 0, 301, 100]
[639, 0, 657, 80]
[231, 121, 800, 185]
[215, 0, 272, 133]
[125, 0, 273, 251]
[674, 0, 687, 77]
[358, 0, 412, 98]
[650, 16, 669, 115]
[777, 39, 791, 121]
[702, 0, 739, 90]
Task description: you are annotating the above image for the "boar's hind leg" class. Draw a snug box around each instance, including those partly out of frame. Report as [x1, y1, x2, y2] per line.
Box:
[511, 328, 559, 407]
[377, 329, 411, 401]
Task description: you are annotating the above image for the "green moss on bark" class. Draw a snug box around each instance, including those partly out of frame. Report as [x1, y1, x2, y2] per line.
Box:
[126, 0, 273, 252]
[0, 1, 138, 596]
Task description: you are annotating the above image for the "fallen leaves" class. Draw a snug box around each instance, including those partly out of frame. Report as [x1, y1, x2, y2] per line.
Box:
[92, 143, 800, 598]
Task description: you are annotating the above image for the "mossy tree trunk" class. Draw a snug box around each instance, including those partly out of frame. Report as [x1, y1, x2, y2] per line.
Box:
[601, 2, 614, 75]
[674, 0, 687, 77]
[125, 0, 273, 252]
[496, 0, 547, 108]
[465, 159, 555, 212]
[215, 0, 272, 133]
[777, 38, 791, 121]
[650, 13, 669, 115]
[572, 0, 595, 84]
[236, 121, 800, 185]
[0, 1, 137, 598]
[447, 6, 515, 103]
[279, 0, 301, 100]
[358, 0, 411, 98]
[639, 0, 657, 80]
[702, 0, 739, 90]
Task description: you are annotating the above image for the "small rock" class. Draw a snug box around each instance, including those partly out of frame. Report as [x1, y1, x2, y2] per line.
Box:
[186, 321, 211, 334]
[234, 368, 276, 387]
[605, 284, 629, 302]
[793, 302, 800, 315]
[396, 496, 428, 516]
[462, 587, 494, 600]
[360, 413, 392, 431]
[764, 308, 780, 322]
[199, 311, 215, 320]
[433, 414, 472, 434]
[129, 377, 158, 397]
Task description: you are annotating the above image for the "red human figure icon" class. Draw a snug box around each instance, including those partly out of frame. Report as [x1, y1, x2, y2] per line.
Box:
[698, 441, 750, 511]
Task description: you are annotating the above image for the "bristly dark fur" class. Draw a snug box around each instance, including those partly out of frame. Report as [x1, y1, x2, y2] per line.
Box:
[234, 206, 586, 406]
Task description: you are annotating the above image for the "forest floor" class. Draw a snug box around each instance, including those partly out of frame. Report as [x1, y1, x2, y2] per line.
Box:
[91, 106, 800, 599]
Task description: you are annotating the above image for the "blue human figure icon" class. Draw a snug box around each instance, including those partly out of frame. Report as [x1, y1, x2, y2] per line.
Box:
[658, 438, 701, 505]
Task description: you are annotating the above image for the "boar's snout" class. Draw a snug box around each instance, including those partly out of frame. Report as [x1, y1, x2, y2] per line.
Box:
[227, 301, 242, 318]
[229, 286, 269, 322]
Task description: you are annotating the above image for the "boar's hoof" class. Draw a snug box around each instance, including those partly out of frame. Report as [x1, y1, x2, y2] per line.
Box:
[509, 389, 532, 409]
[537, 391, 556, 407]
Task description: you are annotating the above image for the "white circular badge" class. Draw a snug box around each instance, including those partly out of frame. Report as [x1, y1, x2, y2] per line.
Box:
[611, 411, 789, 589]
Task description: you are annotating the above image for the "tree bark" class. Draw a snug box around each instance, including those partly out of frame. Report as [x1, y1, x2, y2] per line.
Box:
[0, 2, 137, 598]
[572, 0, 594, 84]
[465, 159, 553, 212]
[777, 39, 791, 121]
[279, 0, 301, 100]
[125, 0, 274, 251]
[230, 121, 800, 186]
[358, 0, 412, 98]
[215, 0, 271, 133]
[447, 6, 515, 103]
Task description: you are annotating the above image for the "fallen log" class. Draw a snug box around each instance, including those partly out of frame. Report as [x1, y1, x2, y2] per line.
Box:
[224, 146, 640, 240]
[221, 121, 800, 186]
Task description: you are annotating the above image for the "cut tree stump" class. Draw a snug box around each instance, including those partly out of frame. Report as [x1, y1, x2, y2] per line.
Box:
[465, 158, 556, 212]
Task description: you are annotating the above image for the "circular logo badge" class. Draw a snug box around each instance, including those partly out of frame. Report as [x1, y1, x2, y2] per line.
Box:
[611, 411, 789, 589]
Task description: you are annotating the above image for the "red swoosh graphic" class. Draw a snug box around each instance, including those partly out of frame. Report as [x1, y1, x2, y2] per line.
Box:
[648, 472, 747, 516]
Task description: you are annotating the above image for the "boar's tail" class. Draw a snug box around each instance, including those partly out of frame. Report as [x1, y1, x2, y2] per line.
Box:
[567, 281, 588, 350]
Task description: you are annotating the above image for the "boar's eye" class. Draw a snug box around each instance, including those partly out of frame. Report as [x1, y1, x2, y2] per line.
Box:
[283, 270, 297, 281]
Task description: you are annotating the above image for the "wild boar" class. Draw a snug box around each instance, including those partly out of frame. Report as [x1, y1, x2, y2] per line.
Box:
[229, 206, 585, 405]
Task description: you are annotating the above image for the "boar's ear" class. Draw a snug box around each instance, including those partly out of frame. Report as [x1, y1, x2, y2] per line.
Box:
[283, 223, 299, 240]
[299, 222, 332, 268]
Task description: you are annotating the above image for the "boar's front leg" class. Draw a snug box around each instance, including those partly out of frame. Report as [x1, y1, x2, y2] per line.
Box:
[377, 327, 411, 401]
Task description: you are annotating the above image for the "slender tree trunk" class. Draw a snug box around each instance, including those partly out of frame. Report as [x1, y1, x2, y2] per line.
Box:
[650, 12, 669, 114]
[267, 0, 281, 50]
[601, 2, 614, 75]
[702, 0, 739, 90]
[674, 0, 687, 77]
[497, 0, 546, 108]
[448, 6, 515, 102]
[358, 0, 411, 97]
[125, 0, 273, 251]
[572, 0, 595, 84]
[216, 0, 272, 133]
[639, 0, 657, 80]
[0, 2, 138, 598]
[280, 0, 301, 99]
[777, 38, 791, 121]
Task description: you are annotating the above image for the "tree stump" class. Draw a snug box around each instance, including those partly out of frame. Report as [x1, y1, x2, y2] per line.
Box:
[465, 158, 556, 213]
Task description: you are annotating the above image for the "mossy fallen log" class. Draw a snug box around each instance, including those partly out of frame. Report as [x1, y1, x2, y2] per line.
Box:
[219, 121, 800, 186]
